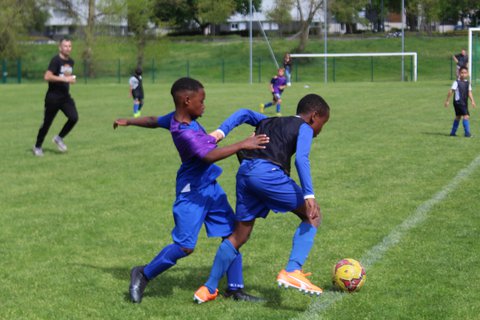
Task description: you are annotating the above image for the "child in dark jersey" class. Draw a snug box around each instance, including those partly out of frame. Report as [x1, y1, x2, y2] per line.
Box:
[114, 77, 269, 303]
[129, 67, 144, 118]
[445, 66, 476, 137]
[194, 94, 330, 303]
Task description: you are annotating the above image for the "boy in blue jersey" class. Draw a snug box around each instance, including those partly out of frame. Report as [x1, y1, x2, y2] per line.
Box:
[444, 66, 476, 137]
[129, 67, 144, 118]
[194, 94, 330, 303]
[113, 77, 269, 303]
[259, 68, 287, 116]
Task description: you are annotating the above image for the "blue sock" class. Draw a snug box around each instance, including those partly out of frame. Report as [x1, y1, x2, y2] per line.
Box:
[463, 119, 471, 135]
[286, 222, 317, 272]
[450, 119, 459, 135]
[133, 103, 139, 114]
[226, 253, 244, 291]
[276, 104, 281, 113]
[264, 102, 273, 108]
[143, 243, 187, 280]
[205, 239, 238, 294]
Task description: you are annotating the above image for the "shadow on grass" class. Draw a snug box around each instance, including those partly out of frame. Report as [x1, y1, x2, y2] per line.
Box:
[79, 263, 309, 312]
[27, 147, 66, 156]
[420, 131, 453, 137]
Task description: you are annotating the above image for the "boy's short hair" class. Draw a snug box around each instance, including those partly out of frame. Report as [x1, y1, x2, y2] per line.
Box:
[59, 37, 71, 44]
[134, 67, 142, 75]
[459, 66, 468, 72]
[171, 77, 204, 99]
[296, 94, 330, 116]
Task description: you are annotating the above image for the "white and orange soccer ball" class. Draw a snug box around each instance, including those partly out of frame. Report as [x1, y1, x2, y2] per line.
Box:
[332, 258, 366, 292]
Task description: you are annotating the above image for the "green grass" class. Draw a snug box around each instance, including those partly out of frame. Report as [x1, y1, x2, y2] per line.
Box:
[3, 34, 470, 84]
[1, 80, 480, 319]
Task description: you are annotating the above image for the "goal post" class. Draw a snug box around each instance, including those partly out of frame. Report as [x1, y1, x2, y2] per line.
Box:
[290, 52, 418, 82]
[468, 27, 480, 85]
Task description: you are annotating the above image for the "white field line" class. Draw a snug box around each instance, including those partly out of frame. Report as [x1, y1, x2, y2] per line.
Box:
[294, 153, 480, 320]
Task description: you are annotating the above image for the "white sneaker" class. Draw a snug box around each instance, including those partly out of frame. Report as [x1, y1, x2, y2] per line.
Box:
[52, 135, 67, 152]
[32, 146, 44, 157]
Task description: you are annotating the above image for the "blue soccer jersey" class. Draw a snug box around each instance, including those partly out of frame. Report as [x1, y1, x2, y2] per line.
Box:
[155, 112, 233, 249]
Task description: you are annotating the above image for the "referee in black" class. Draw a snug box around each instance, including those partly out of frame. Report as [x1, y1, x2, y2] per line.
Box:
[33, 37, 78, 156]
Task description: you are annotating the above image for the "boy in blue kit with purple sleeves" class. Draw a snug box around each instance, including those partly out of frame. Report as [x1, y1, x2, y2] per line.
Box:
[193, 94, 330, 303]
[259, 68, 287, 116]
[113, 77, 269, 303]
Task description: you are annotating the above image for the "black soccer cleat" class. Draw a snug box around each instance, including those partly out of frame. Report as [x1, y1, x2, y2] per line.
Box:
[223, 289, 266, 302]
[129, 266, 148, 303]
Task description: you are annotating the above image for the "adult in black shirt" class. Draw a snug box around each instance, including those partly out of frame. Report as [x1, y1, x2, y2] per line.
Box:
[453, 49, 468, 78]
[33, 37, 78, 156]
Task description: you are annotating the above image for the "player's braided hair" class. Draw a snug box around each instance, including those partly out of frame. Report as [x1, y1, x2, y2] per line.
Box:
[296, 94, 330, 117]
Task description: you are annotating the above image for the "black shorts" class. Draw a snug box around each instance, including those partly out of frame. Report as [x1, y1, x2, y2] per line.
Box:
[453, 102, 469, 116]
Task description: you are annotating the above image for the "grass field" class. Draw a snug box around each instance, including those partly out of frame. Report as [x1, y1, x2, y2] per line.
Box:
[4, 34, 470, 84]
[1, 79, 480, 319]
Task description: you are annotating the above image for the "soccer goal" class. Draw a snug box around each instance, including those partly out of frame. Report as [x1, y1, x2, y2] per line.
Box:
[468, 27, 480, 85]
[290, 52, 418, 82]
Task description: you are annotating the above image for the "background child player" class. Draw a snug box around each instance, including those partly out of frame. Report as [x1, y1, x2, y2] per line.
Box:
[444, 66, 476, 137]
[194, 94, 330, 303]
[129, 67, 144, 118]
[283, 53, 292, 86]
[113, 77, 268, 304]
[259, 68, 287, 116]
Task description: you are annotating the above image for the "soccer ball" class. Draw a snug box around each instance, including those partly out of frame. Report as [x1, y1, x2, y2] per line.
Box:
[332, 258, 366, 292]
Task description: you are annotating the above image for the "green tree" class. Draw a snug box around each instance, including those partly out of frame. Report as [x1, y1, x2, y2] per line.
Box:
[127, 0, 156, 67]
[197, 0, 236, 35]
[0, 0, 48, 58]
[266, 0, 294, 36]
[291, 0, 325, 53]
[153, 0, 262, 34]
[330, 0, 368, 34]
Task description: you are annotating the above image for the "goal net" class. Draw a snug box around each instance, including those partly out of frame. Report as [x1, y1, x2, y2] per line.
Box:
[290, 52, 418, 82]
[468, 27, 480, 85]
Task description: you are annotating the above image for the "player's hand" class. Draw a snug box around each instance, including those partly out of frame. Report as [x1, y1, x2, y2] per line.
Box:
[241, 132, 269, 150]
[444, 101, 449, 108]
[305, 198, 322, 227]
[209, 129, 225, 143]
[66, 75, 76, 84]
[472, 102, 476, 109]
[113, 119, 128, 129]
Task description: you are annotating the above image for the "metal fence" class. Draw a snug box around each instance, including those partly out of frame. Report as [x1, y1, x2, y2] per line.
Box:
[1, 56, 458, 84]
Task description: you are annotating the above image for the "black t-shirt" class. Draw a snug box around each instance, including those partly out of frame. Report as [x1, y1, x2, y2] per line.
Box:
[46, 54, 74, 99]
[455, 53, 468, 68]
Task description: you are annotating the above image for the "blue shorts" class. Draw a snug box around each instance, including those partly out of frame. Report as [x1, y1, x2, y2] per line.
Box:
[171, 182, 234, 249]
[235, 159, 304, 221]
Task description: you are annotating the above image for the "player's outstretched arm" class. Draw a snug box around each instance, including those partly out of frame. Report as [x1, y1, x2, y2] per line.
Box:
[209, 109, 267, 142]
[113, 116, 160, 129]
[203, 133, 269, 163]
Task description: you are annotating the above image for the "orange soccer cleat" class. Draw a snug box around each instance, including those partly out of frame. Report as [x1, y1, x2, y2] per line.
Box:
[276, 269, 323, 296]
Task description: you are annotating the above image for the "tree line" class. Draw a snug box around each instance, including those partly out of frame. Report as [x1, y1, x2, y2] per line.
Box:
[1, 0, 478, 68]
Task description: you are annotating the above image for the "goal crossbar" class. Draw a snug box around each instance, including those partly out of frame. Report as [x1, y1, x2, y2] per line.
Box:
[290, 52, 418, 82]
